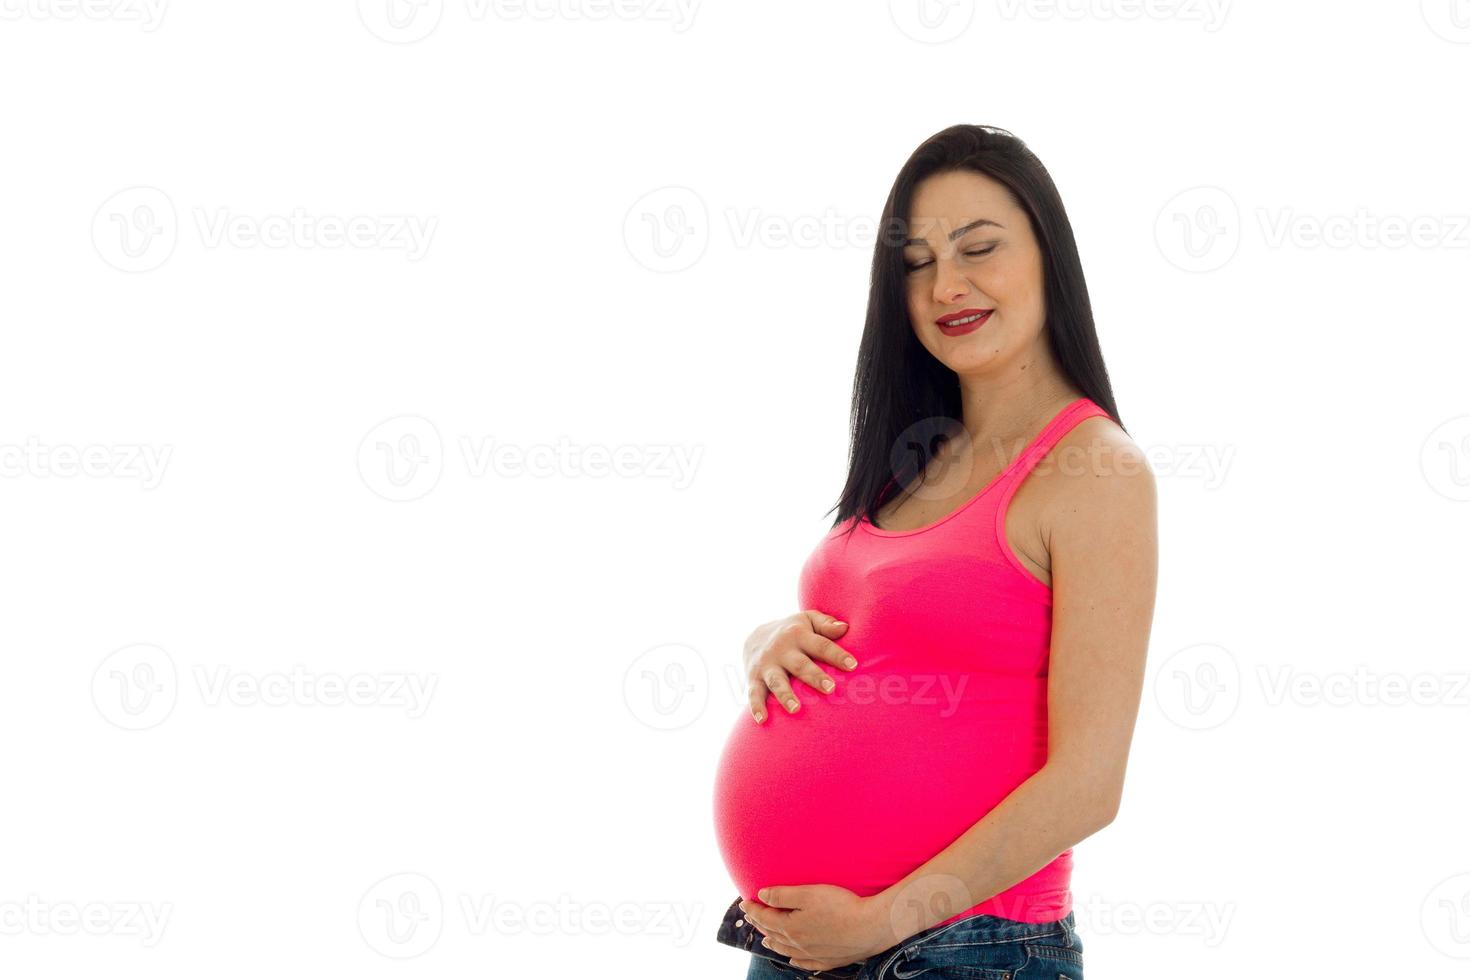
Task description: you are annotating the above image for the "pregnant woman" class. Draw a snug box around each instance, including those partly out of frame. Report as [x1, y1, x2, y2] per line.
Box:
[712, 124, 1158, 979]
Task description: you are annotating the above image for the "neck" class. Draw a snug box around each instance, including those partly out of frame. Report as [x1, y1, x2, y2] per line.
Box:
[952, 338, 1081, 447]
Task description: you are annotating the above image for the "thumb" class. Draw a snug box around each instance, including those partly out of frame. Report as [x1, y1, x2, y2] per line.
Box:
[759, 885, 801, 909]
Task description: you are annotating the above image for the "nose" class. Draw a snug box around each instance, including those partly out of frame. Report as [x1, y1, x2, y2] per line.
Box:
[932, 266, 970, 305]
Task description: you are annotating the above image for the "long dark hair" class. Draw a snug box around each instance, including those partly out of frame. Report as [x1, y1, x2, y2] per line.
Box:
[829, 123, 1124, 534]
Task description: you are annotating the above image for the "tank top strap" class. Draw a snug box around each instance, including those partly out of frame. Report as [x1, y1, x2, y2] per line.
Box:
[991, 396, 1112, 501]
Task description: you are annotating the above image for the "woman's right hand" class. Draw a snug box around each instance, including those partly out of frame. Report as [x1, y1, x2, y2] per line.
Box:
[743, 611, 858, 722]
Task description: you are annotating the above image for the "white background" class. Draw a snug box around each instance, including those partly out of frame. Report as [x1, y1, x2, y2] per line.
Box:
[3, 1, 1469, 977]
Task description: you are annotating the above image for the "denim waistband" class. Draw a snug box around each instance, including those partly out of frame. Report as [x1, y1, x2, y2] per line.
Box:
[876, 909, 1078, 979]
[909, 909, 1078, 945]
[716, 893, 1076, 980]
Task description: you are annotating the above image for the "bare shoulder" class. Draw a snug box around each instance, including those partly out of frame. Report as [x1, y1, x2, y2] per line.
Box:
[1048, 414, 1156, 494]
[1043, 414, 1157, 556]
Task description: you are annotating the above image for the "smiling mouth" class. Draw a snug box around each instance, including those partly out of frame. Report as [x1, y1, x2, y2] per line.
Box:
[937, 309, 993, 334]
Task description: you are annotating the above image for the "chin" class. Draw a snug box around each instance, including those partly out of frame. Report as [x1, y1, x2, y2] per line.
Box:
[933, 338, 1001, 368]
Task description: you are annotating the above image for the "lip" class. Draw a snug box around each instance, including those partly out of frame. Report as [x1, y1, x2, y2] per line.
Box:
[936, 308, 993, 336]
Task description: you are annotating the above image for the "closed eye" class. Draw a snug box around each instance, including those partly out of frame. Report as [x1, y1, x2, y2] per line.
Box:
[904, 246, 996, 272]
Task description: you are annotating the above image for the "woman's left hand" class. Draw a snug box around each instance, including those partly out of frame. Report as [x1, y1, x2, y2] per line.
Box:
[739, 884, 895, 973]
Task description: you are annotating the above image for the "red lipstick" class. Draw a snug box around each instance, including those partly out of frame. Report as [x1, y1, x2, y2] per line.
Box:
[936, 308, 993, 336]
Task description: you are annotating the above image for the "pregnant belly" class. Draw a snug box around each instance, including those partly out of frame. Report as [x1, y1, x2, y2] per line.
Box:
[712, 669, 1048, 902]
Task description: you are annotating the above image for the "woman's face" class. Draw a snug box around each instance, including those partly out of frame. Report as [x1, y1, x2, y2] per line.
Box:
[901, 169, 1047, 375]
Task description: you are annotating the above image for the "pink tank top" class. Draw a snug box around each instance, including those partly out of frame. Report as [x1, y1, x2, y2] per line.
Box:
[713, 396, 1110, 927]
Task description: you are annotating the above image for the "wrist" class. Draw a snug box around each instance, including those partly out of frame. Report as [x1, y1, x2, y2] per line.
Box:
[864, 887, 905, 950]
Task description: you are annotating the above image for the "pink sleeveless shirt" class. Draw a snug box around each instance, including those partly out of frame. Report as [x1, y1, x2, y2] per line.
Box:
[713, 396, 1110, 926]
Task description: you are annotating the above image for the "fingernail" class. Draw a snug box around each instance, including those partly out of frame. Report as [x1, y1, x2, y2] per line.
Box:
[753, 711, 765, 722]
[843, 658, 857, 669]
[832, 620, 846, 628]
[821, 678, 834, 691]
[785, 699, 798, 711]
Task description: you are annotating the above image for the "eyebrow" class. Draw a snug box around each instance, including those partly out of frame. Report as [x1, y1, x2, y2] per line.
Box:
[903, 218, 1004, 246]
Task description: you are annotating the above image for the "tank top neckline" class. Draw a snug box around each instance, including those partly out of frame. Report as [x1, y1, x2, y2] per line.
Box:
[858, 396, 1100, 538]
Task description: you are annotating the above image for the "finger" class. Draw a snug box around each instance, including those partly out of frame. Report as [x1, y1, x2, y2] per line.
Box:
[798, 629, 859, 672]
[761, 935, 801, 957]
[780, 650, 837, 697]
[743, 901, 795, 939]
[760, 666, 801, 714]
[746, 913, 793, 946]
[745, 682, 769, 723]
[791, 958, 841, 972]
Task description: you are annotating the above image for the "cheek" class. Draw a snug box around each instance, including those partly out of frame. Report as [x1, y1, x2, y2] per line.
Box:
[977, 262, 1017, 303]
[905, 287, 926, 323]
[986, 260, 1043, 314]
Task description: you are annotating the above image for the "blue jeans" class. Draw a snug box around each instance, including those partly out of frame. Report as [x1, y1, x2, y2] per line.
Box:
[717, 895, 1084, 980]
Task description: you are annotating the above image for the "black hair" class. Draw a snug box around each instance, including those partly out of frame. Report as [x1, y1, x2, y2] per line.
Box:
[828, 123, 1125, 533]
